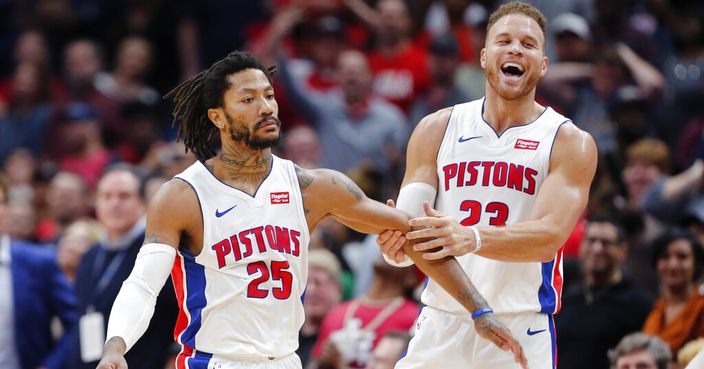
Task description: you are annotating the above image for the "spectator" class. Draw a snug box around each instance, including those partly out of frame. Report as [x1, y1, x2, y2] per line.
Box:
[255, 8, 347, 127]
[0, 172, 78, 369]
[95, 36, 158, 105]
[55, 219, 104, 283]
[56, 39, 121, 142]
[642, 230, 704, 358]
[61, 39, 105, 100]
[55, 103, 114, 189]
[556, 215, 653, 369]
[312, 254, 419, 369]
[12, 29, 51, 68]
[1, 148, 37, 205]
[409, 32, 469, 127]
[299, 248, 343, 368]
[415, 0, 481, 65]
[281, 125, 322, 170]
[344, 0, 430, 112]
[277, 48, 408, 175]
[36, 171, 88, 243]
[551, 12, 593, 63]
[608, 333, 671, 369]
[540, 44, 664, 157]
[0, 62, 53, 164]
[66, 165, 178, 369]
[366, 331, 411, 369]
[5, 201, 37, 242]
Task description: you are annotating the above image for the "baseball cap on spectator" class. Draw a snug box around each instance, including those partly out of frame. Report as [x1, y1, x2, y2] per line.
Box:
[552, 13, 591, 42]
[609, 85, 649, 113]
[428, 33, 459, 57]
[308, 248, 342, 285]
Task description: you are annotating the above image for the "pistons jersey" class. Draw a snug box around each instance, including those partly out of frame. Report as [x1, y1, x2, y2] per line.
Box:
[423, 98, 570, 315]
[171, 155, 310, 364]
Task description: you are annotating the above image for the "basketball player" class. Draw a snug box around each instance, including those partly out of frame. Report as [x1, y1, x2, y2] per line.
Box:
[377, 2, 598, 368]
[95, 51, 528, 369]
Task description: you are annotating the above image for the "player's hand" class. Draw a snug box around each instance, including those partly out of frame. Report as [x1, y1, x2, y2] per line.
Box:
[96, 337, 128, 369]
[406, 202, 477, 259]
[474, 314, 529, 369]
[376, 199, 409, 263]
[95, 353, 127, 369]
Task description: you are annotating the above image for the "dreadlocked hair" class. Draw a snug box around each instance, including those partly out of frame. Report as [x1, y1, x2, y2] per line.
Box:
[164, 51, 277, 161]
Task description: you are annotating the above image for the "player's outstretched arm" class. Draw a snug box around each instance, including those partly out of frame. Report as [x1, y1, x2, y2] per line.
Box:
[298, 166, 526, 367]
[97, 180, 198, 369]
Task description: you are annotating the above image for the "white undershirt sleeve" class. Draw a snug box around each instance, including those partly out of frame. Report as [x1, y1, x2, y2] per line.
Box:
[106, 243, 176, 352]
[382, 182, 438, 267]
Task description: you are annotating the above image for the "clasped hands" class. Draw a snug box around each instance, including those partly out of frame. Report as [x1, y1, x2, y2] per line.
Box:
[378, 201, 479, 262]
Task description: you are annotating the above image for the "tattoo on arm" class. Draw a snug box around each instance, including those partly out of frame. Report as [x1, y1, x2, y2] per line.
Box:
[295, 165, 314, 217]
[330, 172, 363, 201]
[458, 286, 489, 312]
[295, 165, 314, 191]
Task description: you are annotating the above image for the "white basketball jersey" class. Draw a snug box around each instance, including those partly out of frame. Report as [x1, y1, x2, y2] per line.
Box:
[171, 156, 310, 362]
[424, 98, 569, 315]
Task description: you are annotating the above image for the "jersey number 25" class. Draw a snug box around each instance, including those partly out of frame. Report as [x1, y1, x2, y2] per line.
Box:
[247, 260, 293, 299]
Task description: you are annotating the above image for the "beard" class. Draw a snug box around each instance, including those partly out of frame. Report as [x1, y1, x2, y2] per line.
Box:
[225, 114, 281, 150]
[485, 65, 541, 101]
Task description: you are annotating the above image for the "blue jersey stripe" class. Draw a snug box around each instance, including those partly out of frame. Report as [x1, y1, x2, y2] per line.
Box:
[548, 315, 557, 369]
[181, 249, 207, 348]
[538, 260, 557, 314]
[186, 350, 213, 369]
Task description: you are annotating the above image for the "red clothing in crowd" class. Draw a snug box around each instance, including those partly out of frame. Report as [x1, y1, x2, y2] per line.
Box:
[368, 43, 429, 113]
[313, 297, 419, 368]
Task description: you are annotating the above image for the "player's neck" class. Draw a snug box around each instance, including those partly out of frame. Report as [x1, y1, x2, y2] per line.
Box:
[483, 91, 543, 135]
[208, 146, 273, 195]
[217, 150, 272, 173]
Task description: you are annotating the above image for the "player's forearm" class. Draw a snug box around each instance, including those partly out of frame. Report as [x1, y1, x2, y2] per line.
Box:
[335, 198, 413, 235]
[404, 242, 489, 313]
[475, 219, 569, 262]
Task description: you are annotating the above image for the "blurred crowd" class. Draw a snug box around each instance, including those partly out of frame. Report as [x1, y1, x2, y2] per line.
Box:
[1, 0, 704, 369]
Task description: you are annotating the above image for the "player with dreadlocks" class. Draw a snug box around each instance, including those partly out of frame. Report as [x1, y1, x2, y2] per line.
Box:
[96, 51, 527, 369]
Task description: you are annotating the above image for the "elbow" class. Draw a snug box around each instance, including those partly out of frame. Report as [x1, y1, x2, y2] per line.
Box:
[537, 231, 566, 262]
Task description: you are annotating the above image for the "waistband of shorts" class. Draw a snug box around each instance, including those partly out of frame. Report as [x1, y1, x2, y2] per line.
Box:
[211, 351, 297, 364]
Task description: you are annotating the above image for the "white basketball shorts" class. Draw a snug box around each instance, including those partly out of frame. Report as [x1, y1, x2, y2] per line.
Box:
[396, 306, 556, 369]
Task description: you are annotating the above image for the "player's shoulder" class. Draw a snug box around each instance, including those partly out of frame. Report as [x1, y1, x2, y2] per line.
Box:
[148, 178, 199, 212]
[416, 106, 454, 131]
[555, 121, 596, 150]
[552, 121, 598, 169]
[411, 106, 454, 143]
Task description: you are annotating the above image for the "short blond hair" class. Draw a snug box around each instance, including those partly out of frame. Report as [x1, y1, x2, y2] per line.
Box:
[626, 138, 670, 173]
[487, 2, 547, 46]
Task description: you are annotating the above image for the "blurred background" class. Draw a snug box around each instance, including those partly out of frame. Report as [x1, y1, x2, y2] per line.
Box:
[1, 0, 704, 369]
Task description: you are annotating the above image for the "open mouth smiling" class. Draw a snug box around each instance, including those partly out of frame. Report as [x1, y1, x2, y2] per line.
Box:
[501, 63, 525, 78]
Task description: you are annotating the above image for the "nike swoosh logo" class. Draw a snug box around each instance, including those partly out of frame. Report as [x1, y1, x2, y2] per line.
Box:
[215, 205, 237, 218]
[458, 135, 482, 143]
[526, 328, 546, 336]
